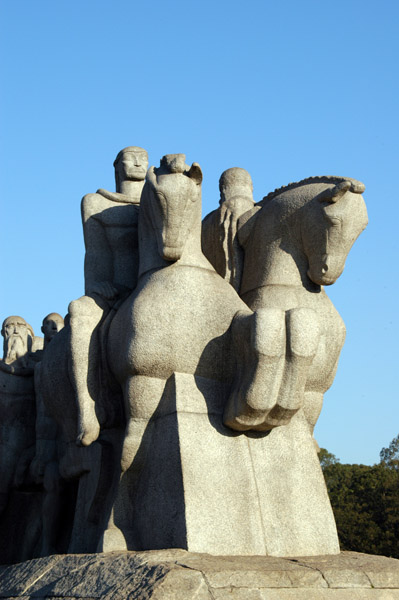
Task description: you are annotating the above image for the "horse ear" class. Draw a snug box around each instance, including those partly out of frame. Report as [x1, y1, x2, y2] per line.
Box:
[187, 163, 203, 186]
[318, 181, 351, 203]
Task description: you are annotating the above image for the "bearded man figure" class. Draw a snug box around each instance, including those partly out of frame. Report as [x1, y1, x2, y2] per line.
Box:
[0, 316, 37, 521]
[1, 315, 34, 370]
[202, 167, 255, 292]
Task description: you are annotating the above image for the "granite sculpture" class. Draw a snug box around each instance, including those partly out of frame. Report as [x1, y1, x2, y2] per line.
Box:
[201, 167, 255, 290]
[0, 316, 37, 516]
[0, 148, 368, 565]
[32, 313, 66, 556]
[98, 154, 341, 556]
[0, 317, 42, 563]
[203, 176, 368, 434]
[68, 145, 148, 447]
[37, 148, 149, 554]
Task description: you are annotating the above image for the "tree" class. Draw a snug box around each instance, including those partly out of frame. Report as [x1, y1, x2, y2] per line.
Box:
[319, 443, 399, 558]
[319, 448, 340, 469]
[380, 434, 399, 471]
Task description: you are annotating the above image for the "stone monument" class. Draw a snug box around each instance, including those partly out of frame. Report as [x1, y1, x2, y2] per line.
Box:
[32, 313, 66, 557]
[2, 147, 397, 600]
[0, 317, 41, 563]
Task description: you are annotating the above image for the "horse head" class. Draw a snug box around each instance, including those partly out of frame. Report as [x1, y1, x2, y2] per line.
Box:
[142, 154, 203, 262]
[301, 178, 368, 285]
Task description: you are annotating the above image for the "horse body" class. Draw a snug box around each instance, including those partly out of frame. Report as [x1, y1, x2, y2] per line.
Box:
[110, 265, 240, 383]
[234, 178, 368, 431]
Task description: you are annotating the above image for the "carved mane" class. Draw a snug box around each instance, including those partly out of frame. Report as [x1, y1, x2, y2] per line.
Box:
[259, 175, 365, 205]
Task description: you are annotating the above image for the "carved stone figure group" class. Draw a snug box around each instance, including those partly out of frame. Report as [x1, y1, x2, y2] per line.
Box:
[0, 147, 368, 563]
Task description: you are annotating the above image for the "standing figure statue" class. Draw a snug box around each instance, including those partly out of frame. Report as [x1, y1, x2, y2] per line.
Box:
[68, 146, 148, 446]
[0, 316, 37, 514]
[202, 167, 255, 291]
[39, 147, 148, 553]
[0, 316, 40, 563]
[32, 313, 66, 556]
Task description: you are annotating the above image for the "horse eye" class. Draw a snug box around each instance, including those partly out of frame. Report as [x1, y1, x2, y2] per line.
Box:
[325, 214, 342, 228]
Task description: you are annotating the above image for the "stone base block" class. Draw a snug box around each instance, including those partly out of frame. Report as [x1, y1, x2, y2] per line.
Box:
[1, 550, 398, 599]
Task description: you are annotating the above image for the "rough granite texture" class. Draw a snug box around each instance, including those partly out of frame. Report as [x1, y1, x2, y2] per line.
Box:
[0, 550, 398, 599]
[102, 156, 339, 556]
[0, 159, 370, 564]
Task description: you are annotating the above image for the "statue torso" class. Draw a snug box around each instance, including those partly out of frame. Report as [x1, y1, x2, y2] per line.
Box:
[85, 192, 140, 290]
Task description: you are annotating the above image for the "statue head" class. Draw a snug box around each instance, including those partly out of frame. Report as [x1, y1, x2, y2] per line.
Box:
[114, 146, 149, 189]
[1, 316, 34, 364]
[41, 312, 64, 347]
[219, 167, 254, 205]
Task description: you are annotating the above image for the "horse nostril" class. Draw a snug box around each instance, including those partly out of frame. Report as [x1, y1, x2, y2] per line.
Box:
[321, 265, 328, 275]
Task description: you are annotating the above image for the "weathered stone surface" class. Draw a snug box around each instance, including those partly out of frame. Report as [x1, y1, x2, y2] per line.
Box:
[203, 176, 368, 436]
[0, 157, 370, 563]
[0, 316, 38, 532]
[0, 551, 398, 599]
[202, 167, 255, 291]
[99, 155, 339, 556]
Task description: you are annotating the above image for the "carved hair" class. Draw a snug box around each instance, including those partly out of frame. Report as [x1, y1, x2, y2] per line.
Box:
[261, 176, 365, 204]
[159, 154, 187, 174]
[113, 146, 148, 168]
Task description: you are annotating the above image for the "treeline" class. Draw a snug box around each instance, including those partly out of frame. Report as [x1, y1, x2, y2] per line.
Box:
[319, 435, 399, 558]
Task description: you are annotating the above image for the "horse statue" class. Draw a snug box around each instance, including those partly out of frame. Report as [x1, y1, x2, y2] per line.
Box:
[203, 176, 368, 434]
[100, 154, 340, 557]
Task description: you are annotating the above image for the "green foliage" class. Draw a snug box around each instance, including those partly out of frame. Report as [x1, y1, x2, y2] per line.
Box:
[319, 448, 340, 469]
[319, 437, 399, 558]
[380, 434, 399, 471]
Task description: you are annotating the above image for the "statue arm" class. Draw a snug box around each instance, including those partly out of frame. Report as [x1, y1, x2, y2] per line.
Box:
[81, 195, 115, 298]
[202, 209, 227, 277]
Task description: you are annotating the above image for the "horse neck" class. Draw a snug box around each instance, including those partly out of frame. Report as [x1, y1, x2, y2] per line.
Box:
[241, 194, 315, 294]
[138, 199, 212, 278]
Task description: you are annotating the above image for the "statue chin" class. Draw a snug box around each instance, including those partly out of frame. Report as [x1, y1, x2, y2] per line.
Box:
[162, 246, 182, 262]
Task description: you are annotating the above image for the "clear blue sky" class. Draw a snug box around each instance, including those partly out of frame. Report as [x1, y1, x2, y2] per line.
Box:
[1, 0, 398, 465]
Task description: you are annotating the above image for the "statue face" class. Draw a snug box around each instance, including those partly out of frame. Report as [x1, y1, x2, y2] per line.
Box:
[119, 150, 149, 181]
[2, 317, 29, 363]
[3, 318, 27, 341]
[42, 317, 63, 344]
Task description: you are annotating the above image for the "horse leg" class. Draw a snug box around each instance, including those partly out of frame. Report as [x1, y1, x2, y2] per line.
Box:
[303, 391, 324, 437]
[224, 308, 286, 431]
[68, 296, 102, 446]
[99, 376, 162, 552]
[266, 308, 320, 428]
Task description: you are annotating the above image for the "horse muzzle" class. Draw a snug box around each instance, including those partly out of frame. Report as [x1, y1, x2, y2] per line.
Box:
[307, 254, 345, 286]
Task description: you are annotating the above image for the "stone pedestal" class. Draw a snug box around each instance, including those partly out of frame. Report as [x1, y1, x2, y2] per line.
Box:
[1, 550, 398, 599]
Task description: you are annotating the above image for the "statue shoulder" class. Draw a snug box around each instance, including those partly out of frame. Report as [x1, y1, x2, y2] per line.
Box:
[237, 205, 262, 247]
[81, 192, 109, 222]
